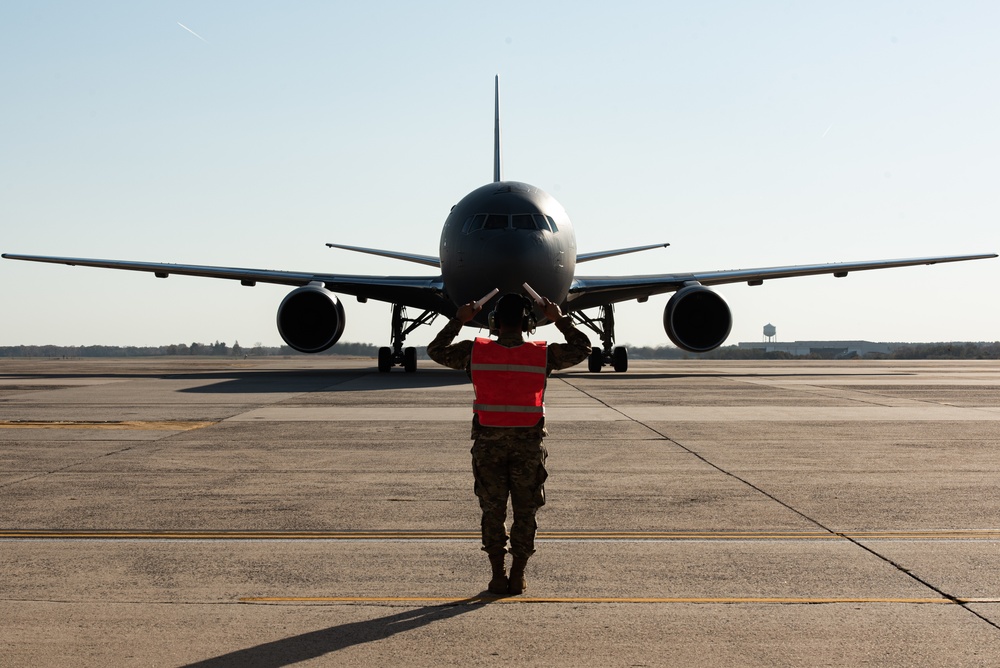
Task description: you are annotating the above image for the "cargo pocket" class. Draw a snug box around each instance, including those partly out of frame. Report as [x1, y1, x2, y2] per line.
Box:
[533, 459, 548, 508]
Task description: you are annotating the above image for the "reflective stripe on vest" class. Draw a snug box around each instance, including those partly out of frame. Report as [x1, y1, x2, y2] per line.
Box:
[470, 337, 547, 427]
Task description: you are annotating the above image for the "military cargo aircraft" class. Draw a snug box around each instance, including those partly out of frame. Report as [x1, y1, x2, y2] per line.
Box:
[4, 77, 996, 372]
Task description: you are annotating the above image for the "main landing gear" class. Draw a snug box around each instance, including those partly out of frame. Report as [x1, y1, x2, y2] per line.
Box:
[570, 304, 628, 373]
[378, 304, 438, 373]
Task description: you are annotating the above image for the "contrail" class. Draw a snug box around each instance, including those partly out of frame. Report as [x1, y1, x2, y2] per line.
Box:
[177, 22, 208, 43]
[821, 123, 833, 138]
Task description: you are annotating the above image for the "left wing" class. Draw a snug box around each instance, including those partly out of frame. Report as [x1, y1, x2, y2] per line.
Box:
[567, 253, 997, 311]
[1, 253, 450, 313]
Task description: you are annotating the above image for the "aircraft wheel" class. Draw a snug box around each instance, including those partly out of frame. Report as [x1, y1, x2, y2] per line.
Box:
[403, 346, 418, 373]
[588, 348, 604, 373]
[378, 347, 392, 372]
[612, 346, 628, 372]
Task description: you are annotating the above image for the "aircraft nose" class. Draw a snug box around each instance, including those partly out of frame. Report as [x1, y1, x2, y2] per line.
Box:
[484, 231, 547, 276]
[445, 225, 569, 309]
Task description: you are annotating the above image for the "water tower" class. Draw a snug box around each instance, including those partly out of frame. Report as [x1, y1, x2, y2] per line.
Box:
[763, 323, 777, 342]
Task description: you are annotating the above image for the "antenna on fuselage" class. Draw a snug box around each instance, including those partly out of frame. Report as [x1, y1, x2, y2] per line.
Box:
[493, 74, 502, 183]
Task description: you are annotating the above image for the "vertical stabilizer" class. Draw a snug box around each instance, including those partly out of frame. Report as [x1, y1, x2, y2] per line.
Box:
[493, 75, 502, 183]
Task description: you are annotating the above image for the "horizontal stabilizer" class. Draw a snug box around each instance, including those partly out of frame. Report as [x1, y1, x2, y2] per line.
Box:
[326, 243, 441, 268]
[577, 243, 670, 263]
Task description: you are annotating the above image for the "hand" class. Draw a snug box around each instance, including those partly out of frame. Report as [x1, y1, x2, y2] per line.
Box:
[456, 301, 481, 324]
[541, 297, 563, 322]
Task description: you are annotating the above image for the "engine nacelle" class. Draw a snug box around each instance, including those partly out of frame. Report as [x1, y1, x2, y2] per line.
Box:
[276, 285, 346, 353]
[663, 284, 732, 353]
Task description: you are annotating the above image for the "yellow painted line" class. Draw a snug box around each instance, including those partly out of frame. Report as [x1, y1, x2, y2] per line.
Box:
[0, 420, 213, 431]
[3, 529, 1000, 541]
[239, 596, 955, 605]
[0, 530, 483, 540]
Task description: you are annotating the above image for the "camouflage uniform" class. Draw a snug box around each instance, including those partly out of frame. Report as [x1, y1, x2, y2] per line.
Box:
[427, 316, 591, 558]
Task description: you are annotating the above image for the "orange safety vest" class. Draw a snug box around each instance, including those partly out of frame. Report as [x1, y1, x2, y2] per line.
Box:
[470, 338, 548, 427]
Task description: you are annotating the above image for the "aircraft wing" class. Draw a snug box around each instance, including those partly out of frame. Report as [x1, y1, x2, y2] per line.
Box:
[566, 253, 997, 311]
[1, 253, 450, 314]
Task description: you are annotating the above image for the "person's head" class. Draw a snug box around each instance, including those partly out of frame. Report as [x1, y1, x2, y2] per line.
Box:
[491, 293, 533, 332]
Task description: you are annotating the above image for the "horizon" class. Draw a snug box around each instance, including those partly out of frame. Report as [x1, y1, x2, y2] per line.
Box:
[4, 336, 999, 351]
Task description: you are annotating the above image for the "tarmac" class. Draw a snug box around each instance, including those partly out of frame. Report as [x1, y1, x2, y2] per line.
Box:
[1, 356, 999, 667]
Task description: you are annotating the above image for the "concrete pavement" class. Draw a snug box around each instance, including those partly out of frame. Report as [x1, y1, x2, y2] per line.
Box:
[1, 357, 999, 666]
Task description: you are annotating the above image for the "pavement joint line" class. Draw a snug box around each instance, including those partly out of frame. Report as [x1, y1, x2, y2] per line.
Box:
[559, 375, 1000, 631]
[4, 529, 1000, 540]
[237, 596, 957, 605]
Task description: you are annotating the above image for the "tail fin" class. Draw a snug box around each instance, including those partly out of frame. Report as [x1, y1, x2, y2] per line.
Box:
[493, 75, 502, 183]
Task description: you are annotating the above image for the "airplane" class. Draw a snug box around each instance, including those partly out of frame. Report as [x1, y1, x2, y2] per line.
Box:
[3, 77, 997, 373]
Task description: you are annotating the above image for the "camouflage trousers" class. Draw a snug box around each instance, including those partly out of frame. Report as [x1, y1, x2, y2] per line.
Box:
[471, 436, 548, 559]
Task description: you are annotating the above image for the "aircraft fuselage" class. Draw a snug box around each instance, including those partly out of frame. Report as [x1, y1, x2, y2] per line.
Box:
[439, 180, 576, 327]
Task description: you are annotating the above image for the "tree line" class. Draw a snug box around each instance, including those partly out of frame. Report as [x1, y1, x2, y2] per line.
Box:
[1, 341, 998, 360]
[0, 340, 379, 358]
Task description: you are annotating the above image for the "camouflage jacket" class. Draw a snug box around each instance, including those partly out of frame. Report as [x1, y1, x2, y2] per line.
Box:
[427, 315, 592, 440]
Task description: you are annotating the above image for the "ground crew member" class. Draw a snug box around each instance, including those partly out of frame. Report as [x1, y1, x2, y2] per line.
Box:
[427, 292, 591, 594]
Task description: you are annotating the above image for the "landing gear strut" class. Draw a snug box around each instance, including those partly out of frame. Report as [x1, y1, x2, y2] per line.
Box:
[378, 304, 437, 373]
[571, 304, 628, 373]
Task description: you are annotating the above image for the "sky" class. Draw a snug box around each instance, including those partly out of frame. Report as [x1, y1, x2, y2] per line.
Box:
[2, 1, 997, 350]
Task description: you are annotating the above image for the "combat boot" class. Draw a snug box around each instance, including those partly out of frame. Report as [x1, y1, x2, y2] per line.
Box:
[507, 556, 528, 595]
[487, 553, 508, 594]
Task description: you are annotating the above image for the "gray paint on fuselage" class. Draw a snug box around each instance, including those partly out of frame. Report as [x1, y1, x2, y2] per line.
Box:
[439, 180, 576, 327]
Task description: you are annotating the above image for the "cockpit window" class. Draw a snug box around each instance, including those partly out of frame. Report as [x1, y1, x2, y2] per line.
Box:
[545, 215, 558, 232]
[462, 213, 487, 233]
[532, 214, 550, 232]
[511, 214, 534, 229]
[484, 214, 508, 229]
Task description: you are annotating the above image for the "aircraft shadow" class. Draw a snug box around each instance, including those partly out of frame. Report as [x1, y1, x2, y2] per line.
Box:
[0, 367, 471, 394]
[174, 368, 471, 394]
[2, 366, 907, 395]
[181, 595, 498, 668]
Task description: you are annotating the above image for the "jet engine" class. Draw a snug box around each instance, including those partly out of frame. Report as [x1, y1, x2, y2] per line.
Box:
[276, 285, 346, 353]
[663, 284, 732, 353]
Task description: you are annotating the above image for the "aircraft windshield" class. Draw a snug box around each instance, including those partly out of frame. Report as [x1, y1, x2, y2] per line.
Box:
[511, 214, 534, 229]
[462, 213, 557, 233]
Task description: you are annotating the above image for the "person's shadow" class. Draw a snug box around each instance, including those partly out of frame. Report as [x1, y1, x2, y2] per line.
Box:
[182, 595, 501, 667]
